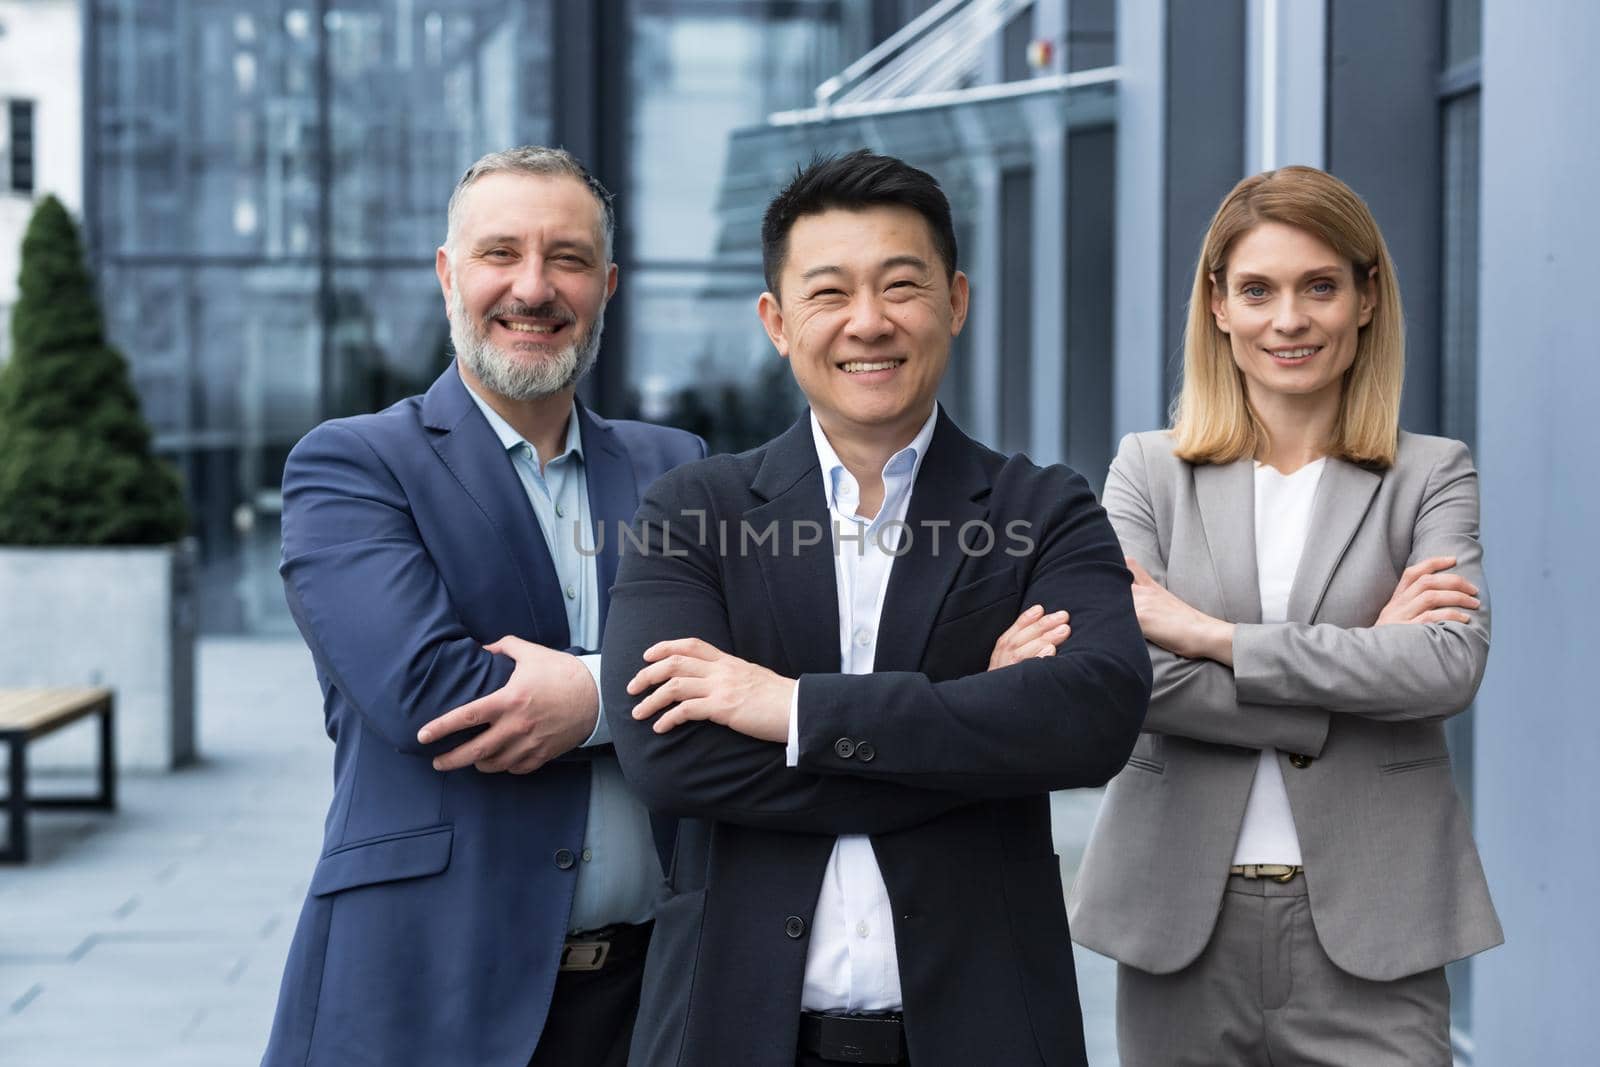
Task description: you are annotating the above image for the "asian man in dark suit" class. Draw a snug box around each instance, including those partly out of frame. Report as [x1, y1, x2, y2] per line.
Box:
[262, 147, 703, 1067]
[597, 151, 1152, 1066]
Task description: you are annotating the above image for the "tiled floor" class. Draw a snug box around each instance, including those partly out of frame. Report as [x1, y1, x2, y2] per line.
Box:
[1, 638, 1119, 1066]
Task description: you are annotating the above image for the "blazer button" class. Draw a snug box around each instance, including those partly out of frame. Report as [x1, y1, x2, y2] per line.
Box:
[833, 738, 856, 759]
[554, 848, 576, 870]
[784, 915, 806, 939]
[856, 742, 876, 763]
[1288, 754, 1313, 769]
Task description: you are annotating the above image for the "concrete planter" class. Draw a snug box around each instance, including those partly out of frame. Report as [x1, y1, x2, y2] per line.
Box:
[0, 541, 197, 771]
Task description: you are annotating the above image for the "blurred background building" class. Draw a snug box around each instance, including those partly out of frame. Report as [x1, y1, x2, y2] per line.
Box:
[1, 0, 1594, 1062]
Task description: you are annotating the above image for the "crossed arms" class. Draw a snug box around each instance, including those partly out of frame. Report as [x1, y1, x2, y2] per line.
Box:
[1105, 433, 1490, 757]
[600, 465, 1152, 835]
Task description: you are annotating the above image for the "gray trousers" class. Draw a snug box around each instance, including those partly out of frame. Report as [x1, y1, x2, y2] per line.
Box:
[1115, 875, 1451, 1066]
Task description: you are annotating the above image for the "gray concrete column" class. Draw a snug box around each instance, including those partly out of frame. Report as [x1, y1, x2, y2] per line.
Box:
[1469, 0, 1600, 1060]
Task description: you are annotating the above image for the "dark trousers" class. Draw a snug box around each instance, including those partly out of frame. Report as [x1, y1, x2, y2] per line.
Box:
[528, 923, 650, 1067]
[797, 1054, 912, 1067]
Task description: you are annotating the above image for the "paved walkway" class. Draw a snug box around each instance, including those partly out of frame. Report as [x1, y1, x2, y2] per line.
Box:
[1, 638, 1119, 1066]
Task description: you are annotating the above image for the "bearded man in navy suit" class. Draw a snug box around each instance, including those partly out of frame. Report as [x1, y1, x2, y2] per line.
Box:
[262, 147, 703, 1067]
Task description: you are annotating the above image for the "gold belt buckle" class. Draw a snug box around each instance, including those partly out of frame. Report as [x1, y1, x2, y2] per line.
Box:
[1231, 864, 1303, 882]
[559, 938, 611, 972]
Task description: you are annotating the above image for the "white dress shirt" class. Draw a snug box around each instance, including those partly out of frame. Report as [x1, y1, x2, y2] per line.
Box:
[784, 405, 940, 1013]
[1231, 457, 1326, 866]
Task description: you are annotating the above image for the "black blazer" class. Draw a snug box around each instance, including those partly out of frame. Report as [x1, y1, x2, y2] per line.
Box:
[602, 411, 1151, 1067]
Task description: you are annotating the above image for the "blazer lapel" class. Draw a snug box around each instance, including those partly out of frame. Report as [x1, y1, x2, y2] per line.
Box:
[1286, 458, 1381, 623]
[748, 417, 842, 677]
[1194, 459, 1263, 624]
[576, 403, 639, 638]
[874, 411, 990, 673]
[421, 366, 568, 648]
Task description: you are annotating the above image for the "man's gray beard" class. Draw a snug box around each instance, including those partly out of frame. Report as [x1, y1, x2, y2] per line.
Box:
[449, 284, 604, 401]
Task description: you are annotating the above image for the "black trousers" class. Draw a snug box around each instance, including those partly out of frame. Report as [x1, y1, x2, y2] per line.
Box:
[528, 923, 650, 1067]
[797, 1051, 913, 1067]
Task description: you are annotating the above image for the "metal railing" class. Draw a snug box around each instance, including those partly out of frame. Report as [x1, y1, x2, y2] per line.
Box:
[811, 0, 1039, 111]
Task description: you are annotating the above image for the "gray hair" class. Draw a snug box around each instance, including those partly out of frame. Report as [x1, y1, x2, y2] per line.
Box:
[444, 145, 615, 261]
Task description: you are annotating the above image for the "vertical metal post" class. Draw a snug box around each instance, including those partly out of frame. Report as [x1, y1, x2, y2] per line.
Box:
[98, 697, 117, 810]
[5, 739, 27, 863]
[314, 0, 336, 421]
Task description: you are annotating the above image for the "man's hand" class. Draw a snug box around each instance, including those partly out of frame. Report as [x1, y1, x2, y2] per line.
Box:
[626, 638, 795, 742]
[1126, 556, 1235, 664]
[988, 605, 1071, 669]
[1376, 556, 1479, 626]
[416, 635, 598, 773]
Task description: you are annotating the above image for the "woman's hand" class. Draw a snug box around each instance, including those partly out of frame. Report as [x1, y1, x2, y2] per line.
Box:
[1125, 556, 1235, 665]
[988, 605, 1071, 670]
[1376, 556, 1479, 626]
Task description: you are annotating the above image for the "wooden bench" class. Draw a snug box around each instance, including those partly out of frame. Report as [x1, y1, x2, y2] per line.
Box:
[0, 687, 116, 862]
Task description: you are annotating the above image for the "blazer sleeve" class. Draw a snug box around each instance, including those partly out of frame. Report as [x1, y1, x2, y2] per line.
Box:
[279, 421, 511, 756]
[792, 467, 1152, 795]
[1230, 439, 1490, 722]
[1103, 433, 1334, 755]
[602, 470, 974, 835]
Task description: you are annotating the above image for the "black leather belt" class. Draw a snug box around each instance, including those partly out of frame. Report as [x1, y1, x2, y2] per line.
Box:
[558, 921, 651, 972]
[799, 1010, 907, 1064]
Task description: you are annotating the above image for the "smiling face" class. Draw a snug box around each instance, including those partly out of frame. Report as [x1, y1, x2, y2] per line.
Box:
[757, 205, 968, 449]
[1210, 220, 1376, 411]
[436, 171, 617, 401]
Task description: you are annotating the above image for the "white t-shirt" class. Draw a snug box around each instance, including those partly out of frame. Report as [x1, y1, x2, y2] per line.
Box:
[1230, 457, 1326, 866]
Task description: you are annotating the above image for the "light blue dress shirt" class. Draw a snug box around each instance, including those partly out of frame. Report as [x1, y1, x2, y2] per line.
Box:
[464, 375, 657, 933]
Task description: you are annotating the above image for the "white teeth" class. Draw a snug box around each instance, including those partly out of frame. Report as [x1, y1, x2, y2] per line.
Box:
[502, 321, 560, 334]
[841, 360, 902, 373]
[1269, 346, 1319, 360]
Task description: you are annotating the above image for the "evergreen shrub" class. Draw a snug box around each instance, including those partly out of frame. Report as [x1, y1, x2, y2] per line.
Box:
[0, 196, 187, 544]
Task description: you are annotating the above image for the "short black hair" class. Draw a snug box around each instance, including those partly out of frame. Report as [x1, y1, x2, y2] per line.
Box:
[760, 149, 958, 297]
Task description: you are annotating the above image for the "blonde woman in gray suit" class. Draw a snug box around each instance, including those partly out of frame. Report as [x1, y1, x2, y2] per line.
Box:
[1068, 166, 1501, 1065]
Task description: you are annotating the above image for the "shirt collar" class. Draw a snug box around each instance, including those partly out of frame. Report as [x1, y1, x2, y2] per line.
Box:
[460, 364, 583, 464]
[808, 404, 939, 516]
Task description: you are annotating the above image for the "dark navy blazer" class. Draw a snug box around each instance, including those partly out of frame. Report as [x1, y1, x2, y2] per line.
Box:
[603, 411, 1152, 1067]
[262, 365, 703, 1067]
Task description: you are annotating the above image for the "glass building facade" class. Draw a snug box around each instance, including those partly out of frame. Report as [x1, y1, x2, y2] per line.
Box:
[86, 0, 558, 630]
[71, 2, 1600, 1058]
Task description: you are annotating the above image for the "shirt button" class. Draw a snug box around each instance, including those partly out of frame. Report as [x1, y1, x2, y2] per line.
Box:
[553, 848, 575, 870]
[565, 584, 577, 600]
[833, 737, 856, 759]
[1289, 753, 1313, 769]
[856, 921, 870, 939]
[854, 628, 872, 648]
[581, 848, 593, 863]
[555, 503, 566, 518]
[784, 915, 806, 939]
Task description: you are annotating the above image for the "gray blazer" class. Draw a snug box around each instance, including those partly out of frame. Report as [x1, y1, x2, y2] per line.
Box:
[1068, 430, 1503, 982]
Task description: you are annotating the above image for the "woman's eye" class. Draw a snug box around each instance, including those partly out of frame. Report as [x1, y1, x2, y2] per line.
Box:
[1310, 281, 1335, 295]
[1242, 285, 1267, 299]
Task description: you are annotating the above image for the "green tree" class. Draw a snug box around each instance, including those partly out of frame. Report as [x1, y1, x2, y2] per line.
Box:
[0, 196, 187, 544]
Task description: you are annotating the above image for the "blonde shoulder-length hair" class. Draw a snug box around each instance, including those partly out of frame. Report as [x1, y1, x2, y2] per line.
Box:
[1170, 165, 1404, 468]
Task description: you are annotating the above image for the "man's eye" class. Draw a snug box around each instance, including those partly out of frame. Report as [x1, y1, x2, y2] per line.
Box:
[811, 288, 844, 298]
